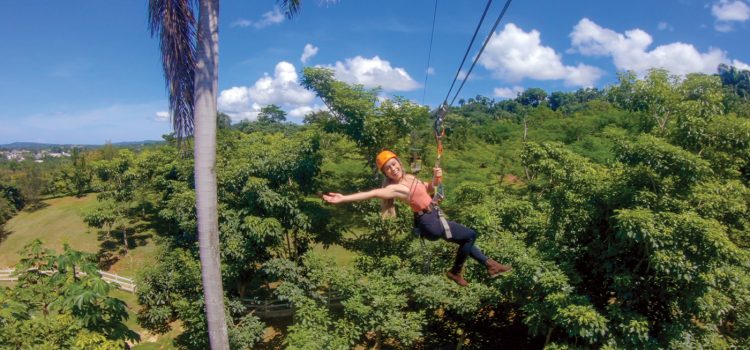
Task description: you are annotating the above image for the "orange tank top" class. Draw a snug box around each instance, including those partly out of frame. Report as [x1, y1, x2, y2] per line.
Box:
[407, 177, 433, 212]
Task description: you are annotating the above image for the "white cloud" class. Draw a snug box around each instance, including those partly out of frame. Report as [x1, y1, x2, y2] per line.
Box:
[218, 61, 317, 122]
[230, 7, 285, 29]
[426, 67, 436, 75]
[493, 86, 525, 99]
[456, 69, 469, 81]
[478, 23, 603, 87]
[570, 18, 736, 76]
[733, 59, 750, 70]
[325, 56, 420, 91]
[288, 105, 328, 119]
[230, 19, 252, 28]
[155, 111, 169, 122]
[711, 0, 750, 31]
[714, 22, 735, 32]
[301, 44, 319, 64]
[255, 7, 285, 28]
[712, 0, 750, 21]
[657, 21, 674, 31]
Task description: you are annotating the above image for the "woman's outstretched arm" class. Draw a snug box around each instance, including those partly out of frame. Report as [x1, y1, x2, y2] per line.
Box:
[323, 185, 405, 204]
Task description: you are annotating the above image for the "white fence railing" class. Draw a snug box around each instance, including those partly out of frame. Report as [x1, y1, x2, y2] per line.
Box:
[98, 271, 136, 292]
[0, 267, 135, 293]
[0, 268, 16, 281]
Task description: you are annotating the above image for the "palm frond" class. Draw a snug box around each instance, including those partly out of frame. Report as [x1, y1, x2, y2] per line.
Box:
[277, 0, 302, 19]
[148, 0, 197, 139]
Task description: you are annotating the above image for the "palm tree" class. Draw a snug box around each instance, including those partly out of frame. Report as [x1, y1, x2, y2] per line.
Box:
[148, 1, 300, 348]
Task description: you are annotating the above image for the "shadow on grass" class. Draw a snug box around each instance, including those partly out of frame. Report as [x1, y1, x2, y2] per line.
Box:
[255, 317, 290, 350]
[95, 227, 154, 271]
[0, 225, 10, 245]
[23, 202, 50, 212]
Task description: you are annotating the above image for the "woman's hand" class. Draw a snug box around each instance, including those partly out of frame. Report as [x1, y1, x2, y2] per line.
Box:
[433, 167, 443, 178]
[322, 192, 344, 204]
[432, 167, 443, 185]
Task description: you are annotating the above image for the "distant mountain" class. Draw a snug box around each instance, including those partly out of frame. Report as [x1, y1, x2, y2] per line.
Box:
[0, 140, 163, 150]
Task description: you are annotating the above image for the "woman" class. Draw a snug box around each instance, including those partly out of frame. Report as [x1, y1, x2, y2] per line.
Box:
[323, 150, 511, 286]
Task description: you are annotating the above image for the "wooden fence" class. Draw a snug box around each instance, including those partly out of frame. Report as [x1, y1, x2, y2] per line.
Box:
[242, 294, 344, 319]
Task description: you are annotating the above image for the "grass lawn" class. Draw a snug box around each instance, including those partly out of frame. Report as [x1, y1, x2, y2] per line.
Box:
[312, 242, 357, 267]
[0, 195, 99, 267]
[0, 194, 158, 277]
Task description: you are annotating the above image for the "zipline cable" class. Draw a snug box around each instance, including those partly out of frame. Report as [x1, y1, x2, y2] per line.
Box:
[448, 0, 513, 107]
[441, 0, 494, 106]
[421, 0, 439, 105]
[431, 0, 513, 203]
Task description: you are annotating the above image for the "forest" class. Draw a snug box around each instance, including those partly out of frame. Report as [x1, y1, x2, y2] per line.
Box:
[1, 64, 750, 349]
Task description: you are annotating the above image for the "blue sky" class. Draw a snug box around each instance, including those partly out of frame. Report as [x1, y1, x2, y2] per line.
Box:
[1, 0, 748, 144]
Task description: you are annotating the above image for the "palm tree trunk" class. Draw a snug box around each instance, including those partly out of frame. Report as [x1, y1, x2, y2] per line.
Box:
[194, 0, 229, 348]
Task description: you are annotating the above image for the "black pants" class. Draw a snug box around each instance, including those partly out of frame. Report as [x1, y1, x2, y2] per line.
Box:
[415, 210, 488, 273]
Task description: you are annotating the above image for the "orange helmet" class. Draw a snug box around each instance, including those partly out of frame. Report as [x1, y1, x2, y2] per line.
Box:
[375, 150, 398, 171]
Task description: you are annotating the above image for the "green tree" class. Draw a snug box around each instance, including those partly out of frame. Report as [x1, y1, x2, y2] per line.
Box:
[301, 67, 428, 172]
[217, 112, 232, 129]
[610, 69, 681, 134]
[57, 147, 92, 197]
[717, 63, 750, 99]
[257, 104, 287, 123]
[91, 150, 138, 255]
[516, 87, 548, 107]
[0, 240, 138, 349]
[549, 91, 574, 111]
[671, 73, 725, 154]
[17, 165, 45, 209]
[82, 200, 121, 249]
[100, 140, 118, 161]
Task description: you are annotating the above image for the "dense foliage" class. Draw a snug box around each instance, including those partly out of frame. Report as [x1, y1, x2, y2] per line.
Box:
[7, 65, 747, 348]
[128, 67, 750, 348]
[0, 240, 138, 349]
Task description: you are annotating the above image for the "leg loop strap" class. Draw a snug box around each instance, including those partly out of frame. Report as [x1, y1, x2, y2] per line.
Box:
[435, 206, 452, 239]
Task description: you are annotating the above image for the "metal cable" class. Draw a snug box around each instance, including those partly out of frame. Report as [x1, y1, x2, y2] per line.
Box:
[442, 0, 494, 105]
[448, 0, 513, 107]
[421, 0, 439, 105]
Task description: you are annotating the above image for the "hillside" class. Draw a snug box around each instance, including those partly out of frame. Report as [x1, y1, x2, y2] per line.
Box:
[0, 140, 163, 150]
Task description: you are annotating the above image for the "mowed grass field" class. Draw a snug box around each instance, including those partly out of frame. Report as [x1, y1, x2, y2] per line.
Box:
[0, 194, 158, 277]
[1, 195, 174, 348]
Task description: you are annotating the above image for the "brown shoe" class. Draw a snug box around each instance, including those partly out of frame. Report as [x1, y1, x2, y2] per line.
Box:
[486, 258, 512, 278]
[446, 270, 469, 287]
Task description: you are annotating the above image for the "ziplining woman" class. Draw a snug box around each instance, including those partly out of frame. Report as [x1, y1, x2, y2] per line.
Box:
[323, 150, 511, 286]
